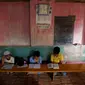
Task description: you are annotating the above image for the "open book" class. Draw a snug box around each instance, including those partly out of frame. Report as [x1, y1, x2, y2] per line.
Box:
[48, 63, 59, 69]
[1, 64, 14, 69]
[29, 64, 40, 69]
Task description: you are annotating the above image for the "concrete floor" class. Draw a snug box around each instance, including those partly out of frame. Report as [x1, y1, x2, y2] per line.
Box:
[0, 72, 85, 85]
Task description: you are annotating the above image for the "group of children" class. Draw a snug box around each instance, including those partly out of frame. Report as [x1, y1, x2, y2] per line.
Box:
[2, 50, 42, 65]
[1, 46, 66, 76]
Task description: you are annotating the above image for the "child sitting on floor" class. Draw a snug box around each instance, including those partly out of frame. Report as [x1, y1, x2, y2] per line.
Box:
[30, 51, 42, 64]
[51, 46, 66, 76]
[27, 51, 42, 75]
[2, 51, 14, 65]
[2, 51, 14, 74]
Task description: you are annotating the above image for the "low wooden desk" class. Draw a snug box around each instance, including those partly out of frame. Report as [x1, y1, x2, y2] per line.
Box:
[0, 64, 85, 72]
[0, 64, 85, 80]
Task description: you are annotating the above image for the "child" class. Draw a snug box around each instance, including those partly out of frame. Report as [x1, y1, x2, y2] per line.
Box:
[51, 46, 66, 76]
[30, 51, 42, 64]
[27, 51, 42, 75]
[2, 51, 14, 65]
[2, 51, 14, 74]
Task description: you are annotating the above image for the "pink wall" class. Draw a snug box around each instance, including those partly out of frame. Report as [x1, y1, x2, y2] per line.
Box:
[0, 2, 30, 46]
[53, 3, 84, 44]
[30, 0, 85, 46]
[30, 0, 54, 46]
[82, 4, 85, 44]
[0, 1, 84, 46]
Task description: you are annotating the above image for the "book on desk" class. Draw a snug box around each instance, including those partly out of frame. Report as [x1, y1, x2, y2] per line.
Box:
[1, 63, 59, 69]
[1, 63, 14, 69]
[48, 63, 59, 69]
[29, 64, 40, 69]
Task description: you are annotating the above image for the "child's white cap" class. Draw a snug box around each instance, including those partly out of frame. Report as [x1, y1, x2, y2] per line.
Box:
[4, 51, 11, 55]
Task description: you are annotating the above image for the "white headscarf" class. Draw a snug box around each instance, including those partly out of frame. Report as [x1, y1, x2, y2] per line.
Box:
[4, 51, 11, 55]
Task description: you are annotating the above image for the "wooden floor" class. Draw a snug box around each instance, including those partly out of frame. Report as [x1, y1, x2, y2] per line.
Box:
[0, 72, 85, 85]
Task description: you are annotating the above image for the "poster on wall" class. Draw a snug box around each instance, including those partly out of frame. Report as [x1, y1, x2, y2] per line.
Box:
[38, 4, 49, 15]
[36, 4, 52, 29]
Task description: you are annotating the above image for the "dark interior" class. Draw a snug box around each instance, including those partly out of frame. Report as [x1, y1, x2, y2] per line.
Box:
[54, 16, 75, 45]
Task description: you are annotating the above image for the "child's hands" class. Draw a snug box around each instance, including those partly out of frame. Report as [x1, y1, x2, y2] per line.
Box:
[34, 58, 38, 63]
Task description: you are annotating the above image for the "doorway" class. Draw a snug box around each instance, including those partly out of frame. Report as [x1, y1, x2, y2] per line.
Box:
[54, 16, 75, 45]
